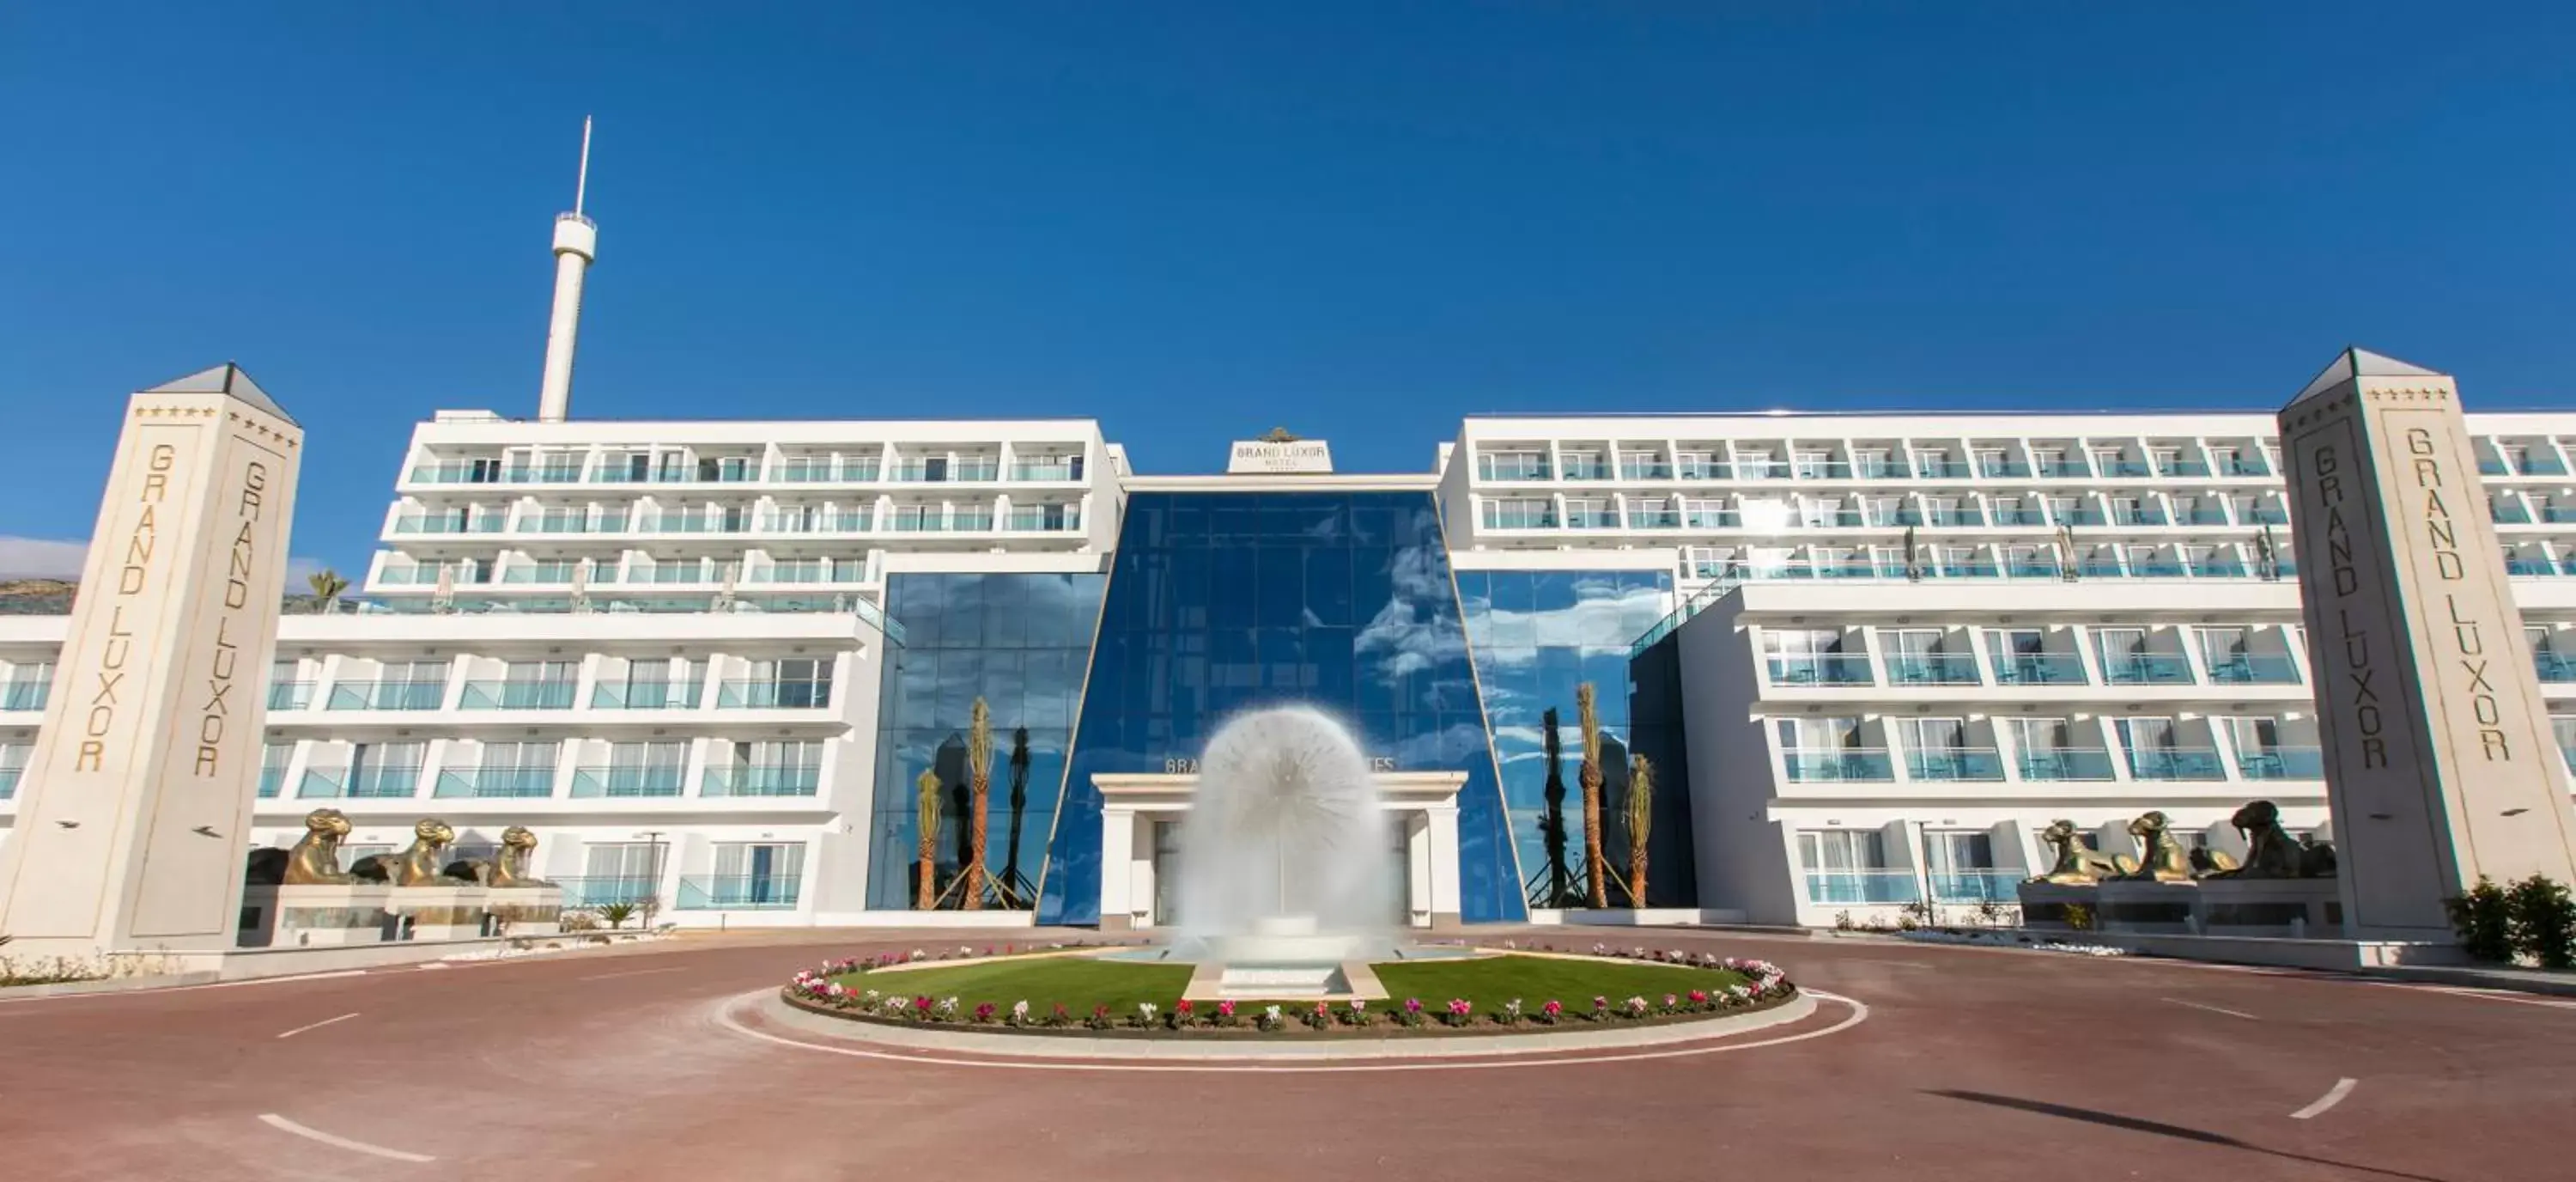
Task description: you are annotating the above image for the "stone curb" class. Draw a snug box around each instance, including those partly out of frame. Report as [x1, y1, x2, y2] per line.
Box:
[760, 989, 1817, 1061]
[2363, 964, 2576, 998]
[0, 972, 223, 999]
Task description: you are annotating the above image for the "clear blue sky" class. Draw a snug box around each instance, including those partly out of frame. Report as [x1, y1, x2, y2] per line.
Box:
[4, 2, 2573, 577]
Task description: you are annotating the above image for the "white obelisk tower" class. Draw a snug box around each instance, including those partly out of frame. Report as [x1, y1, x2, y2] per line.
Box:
[536, 117, 598, 423]
[2280, 347, 2576, 941]
[0, 365, 301, 961]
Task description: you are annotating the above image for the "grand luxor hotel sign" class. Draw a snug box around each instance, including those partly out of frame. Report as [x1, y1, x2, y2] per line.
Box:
[1227, 428, 1334, 474]
[2281, 348, 2576, 940]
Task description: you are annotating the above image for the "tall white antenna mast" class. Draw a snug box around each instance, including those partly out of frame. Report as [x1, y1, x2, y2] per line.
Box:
[574, 115, 593, 216]
[537, 117, 600, 423]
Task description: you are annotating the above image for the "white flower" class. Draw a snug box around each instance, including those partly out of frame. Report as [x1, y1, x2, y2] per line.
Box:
[1139, 1002, 1157, 1019]
[861, 989, 881, 1003]
[909, 948, 927, 961]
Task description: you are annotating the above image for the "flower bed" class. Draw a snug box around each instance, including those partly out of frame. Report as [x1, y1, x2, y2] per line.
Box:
[781, 944, 1797, 1039]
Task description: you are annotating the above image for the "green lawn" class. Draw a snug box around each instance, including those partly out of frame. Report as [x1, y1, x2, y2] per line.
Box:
[827, 954, 1749, 1014]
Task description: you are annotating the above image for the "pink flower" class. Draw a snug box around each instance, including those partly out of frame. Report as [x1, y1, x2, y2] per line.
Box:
[913, 996, 933, 1012]
[1689, 990, 1709, 1004]
[1663, 993, 1679, 1008]
[1218, 1000, 1236, 1017]
[1541, 1000, 1564, 1016]
[1447, 998, 1472, 1015]
[1176, 999, 1194, 1014]
[1592, 996, 1608, 1010]
[1403, 997, 1424, 1014]
[973, 1002, 995, 1022]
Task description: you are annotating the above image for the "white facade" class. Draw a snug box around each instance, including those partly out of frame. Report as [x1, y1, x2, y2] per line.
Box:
[1439, 411, 2576, 927]
[6, 406, 2576, 930]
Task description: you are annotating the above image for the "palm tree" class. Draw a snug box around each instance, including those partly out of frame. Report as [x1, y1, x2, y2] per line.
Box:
[1000, 726, 1034, 905]
[1625, 753, 1655, 907]
[1540, 707, 1570, 906]
[1577, 682, 1606, 909]
[963, 697, 993, 911]
[914, 769, 942, 909]
[307, 569, 349, 613]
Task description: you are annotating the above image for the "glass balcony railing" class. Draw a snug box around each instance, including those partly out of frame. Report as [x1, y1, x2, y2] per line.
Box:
[570, 765, 689, 798]
[1929, 870, 2022, 903]
[2188, 557, 2249, 578]
[2493, 503, 2535, 525]
[433, 766, 559, 799]
[408, 461, 506, 484]
[267, 681, 314, 710]
[2534, 652, 2576, 683]
[325, 680, 447, 710]
[2126, 746, 2230, 781]
[635, 513, 750, 534]
[257, 767, 285, 799]
[1852, 460, 1911, 479]
[1801, 868, 1920, 905]
[1683, 509, 1739, 528]
[2205, 653, 2303, 684]
[777, 460, 884, 483]
[2479, 456, 2510, 476]
[699, 764, 822, 798]
[555, 876, 664, 908]
[1914, 460, 1973, 478]
[1627, 509, 1680, 529]
[1781, 748, 1895, 782]
[2005, 559, 2064, 579]
[589, 682, 706, 710]
[1905, 748, 2006, 782]
[1560, 463, 1614, 481]
[2098, 458, 2155, 478]
[2524, 454, 2570, 476]
[0, 767, 21, 801]
[1009, 463, 1083, 482]
[297, 766, 421, 799]
[1886, 654, 1981, 685]
[2099, 654, 2196, 685]
[1005, 509, 1083, 532]
[1622, 462, 1675, 480]
[2248, 504, 2291, 525]
[2236, 746, 2325, 780]
[1676, 461, 1731, 480]
[1483, 509, 1558, 529]
[2017, 748, 2118, 781]
[677, 875, 802, 910]
[715, 679, 834, 709]
[761, 513, 873, 533]
[389, 515, 506, 535]
[458, 680, 578, 710]
[2034, 459, 2093, 478]
[1934, 562, 2003, 579]
[1991, 654, 2087, 685]
[2177, 505, 2233, 525]
[1479, 460, 1553, 481]
[1564, 509, 1620, 529]
[1765, 654, 1874, 685]
[1978, 458, 2032, 478]
[1921, 509, 1986, 527]
[2545, 505, 2576, 523]
[2507, 557, 2561, 578]
[1991, 507, 2050, 526]
[2110, 508, 2169, 527]
[2, 682, 50, 711]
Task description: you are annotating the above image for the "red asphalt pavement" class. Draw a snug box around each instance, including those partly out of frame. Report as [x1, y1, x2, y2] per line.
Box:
[3, 928, 2570, 1181]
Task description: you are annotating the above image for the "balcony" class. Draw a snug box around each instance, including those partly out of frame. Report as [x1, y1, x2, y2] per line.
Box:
[635, 512, 750, 534]
[1683, 509, 1739, 528]
[2109, 508, 2169, 527]
[2236, 746, 2325, 780]
[2, 682, 50, 711]
[1626, 508, 1680, 529]
[267, 681, 314, 710]
[1915, 460, 1973, 479]
[2017, 748, 2118, 781]
[2188, 557, 2249, 578]
[1006, 509, 1083, 533]
[2159, 459, 2212, 478]
[2126, 747, 2229, 781]
[2524, 454, 2571, 476]
[2534, 652, 2576, 683]
[2004, 559, 2063, 579]
[2035, 458, 2093, 478]
[1905, 748, 2006, 782]
[1564, 509, 1620, 529]
[1929, 869, 2022, 904]
[570, 765, 689, 798]
[591, 682, 705, 710]
[1009, 463, 1083, 482]
[1478, 459, 1553, 481]
[1934, 562, 2002, 579]
[1792, 461, 1854, 480]
[433, 766, 560, 799]
[777, 460, 884, 483]
[2052, 507, 2109, 527]
[325, 680, 447, 711]
[556, 876, 663, 908]
[1886, 654, 1981, 685]
[0, 767, 19, 801]
[257, 767, 284, 799]
[715, 679, 834, 709]
[889, 512, 997, 533]
[1482, 509, 1559, 529]
[1559, 462, 1613, 482]
[389, 515, 506, 535]
[1991, 507, 2050, 526]
[2178, 505, 2233, 525]
[1781, 748, 1895, 783]
[1765, 655, 1874, 685]
[1990, 654, 2086, 685]
[2507, 557, 2561, 578]
[297, 766, 422, 799]
[519, 513, 629, 535]
[1978, 459, 2032, 478]
[1621, 462, 1676, 480]
[408, 461, 506, 484]
[2098, 459, 2155, 478]
[2479, 457, 2509, 476]
[2222, 457, 2273, 477]
[761, 512, 873, 534]
[1801, 868, 1920, 905]
[1677, 461, 1731, 480]
[1922, 509, 1987, 527]
[677, 875, 802, 910]
[2546, 506, 2576, 524]
[2205, 653, 2302, 685]
[459, 679, 578, 710]
[2248, 504, 2291, 525]
[2099, 654, 2196, 685]
[700, 764, 822, 798]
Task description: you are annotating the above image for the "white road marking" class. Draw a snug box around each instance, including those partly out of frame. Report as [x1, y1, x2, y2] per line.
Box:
[275, 1012, 361, 1039]
[208, 970, 368, 990]
[257, 1113, 436, 1162]
[2416, 985, 2576, 1010]
[2160, 996, 2257, 1020]
[2290, 1077, 2359, 1119]
[577, 966, 687, 982]
[711, 989, 1869, 1075]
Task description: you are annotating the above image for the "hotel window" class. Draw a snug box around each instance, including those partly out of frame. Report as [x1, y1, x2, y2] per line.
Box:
[709, 841, 806, 906]
[1862, 496, 1900, 526]
[2088, 446, 2125, 473]
[2032, 446, 2067, 473]
[1477, 450, 1549, 481]
[746, 658, 829, 708]
[1734, 449, 1776, 478]
[1853, 449, 1896, 478]
[1482, 497, 1554, 529]
[1792, 450, 1832, 479]
[2553, 718, 2576, 771]
[714, 740, 823, 795]
[2109, 495, 2148, 525]
[1560, 450, 1608, 480]
[1911, 448, 1952, 476]
[1800, 497, 1842, 528]
[1681, 498, 1730, 527]
[1685, 545, 1740, 580]
[258, 741, 294, 798]
[1869, 545, 1909, 576]
[1564, 497, 1614, 527]
[2150, 446, 2183, 474]
[1618, 449, 1667, 478]
[2044, 495, 2079, 524]
[1797, 830, 1893, 902]
[348, 740, 425, 796]
[1677, 450, 1723, 479]
[2008, 716, 2076, 753]
[602, 741, 690, 795]
[582, 843, 664, 900]
[1924, 830, 1999, 884]
[1925, 496, 1962, 525]
[1974, 447, 2010, 476]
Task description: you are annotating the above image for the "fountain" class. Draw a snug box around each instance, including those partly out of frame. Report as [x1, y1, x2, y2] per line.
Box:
[1166, 706, 1400, 997]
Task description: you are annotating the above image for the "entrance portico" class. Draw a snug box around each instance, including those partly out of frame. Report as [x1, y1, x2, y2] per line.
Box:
[1090, 771, 1467, 931]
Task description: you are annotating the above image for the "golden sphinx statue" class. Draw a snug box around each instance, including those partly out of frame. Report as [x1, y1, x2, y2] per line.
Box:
[244, 807, 360, 886]
[444, 826, 558, 889]
[349, 818, 475, 886]
[2120, 811, 2198, 882]
[2030, 819, 2139, 885]
[2208, 801, 2338, 880]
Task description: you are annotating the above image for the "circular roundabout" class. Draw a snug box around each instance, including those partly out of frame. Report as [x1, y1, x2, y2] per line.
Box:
[742, 940, 1856, 1067]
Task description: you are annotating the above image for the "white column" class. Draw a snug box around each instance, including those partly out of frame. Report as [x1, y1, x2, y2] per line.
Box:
[1099, 804, 1136, 929]
[1424, 803, 1461, 928]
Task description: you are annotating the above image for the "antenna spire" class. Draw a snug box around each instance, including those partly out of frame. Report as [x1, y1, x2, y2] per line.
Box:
[574, 115, 593, 216]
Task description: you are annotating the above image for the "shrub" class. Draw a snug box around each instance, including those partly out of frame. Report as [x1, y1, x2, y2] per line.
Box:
[596, 901, 639, 929]
[1343, 1000, 1376, 1027]
[1395, 998, 1426, 1027]
[2506, 874, 2576, 970]
[1535, 999, 1563, 1025]
[2447, 877, 2516, 963]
